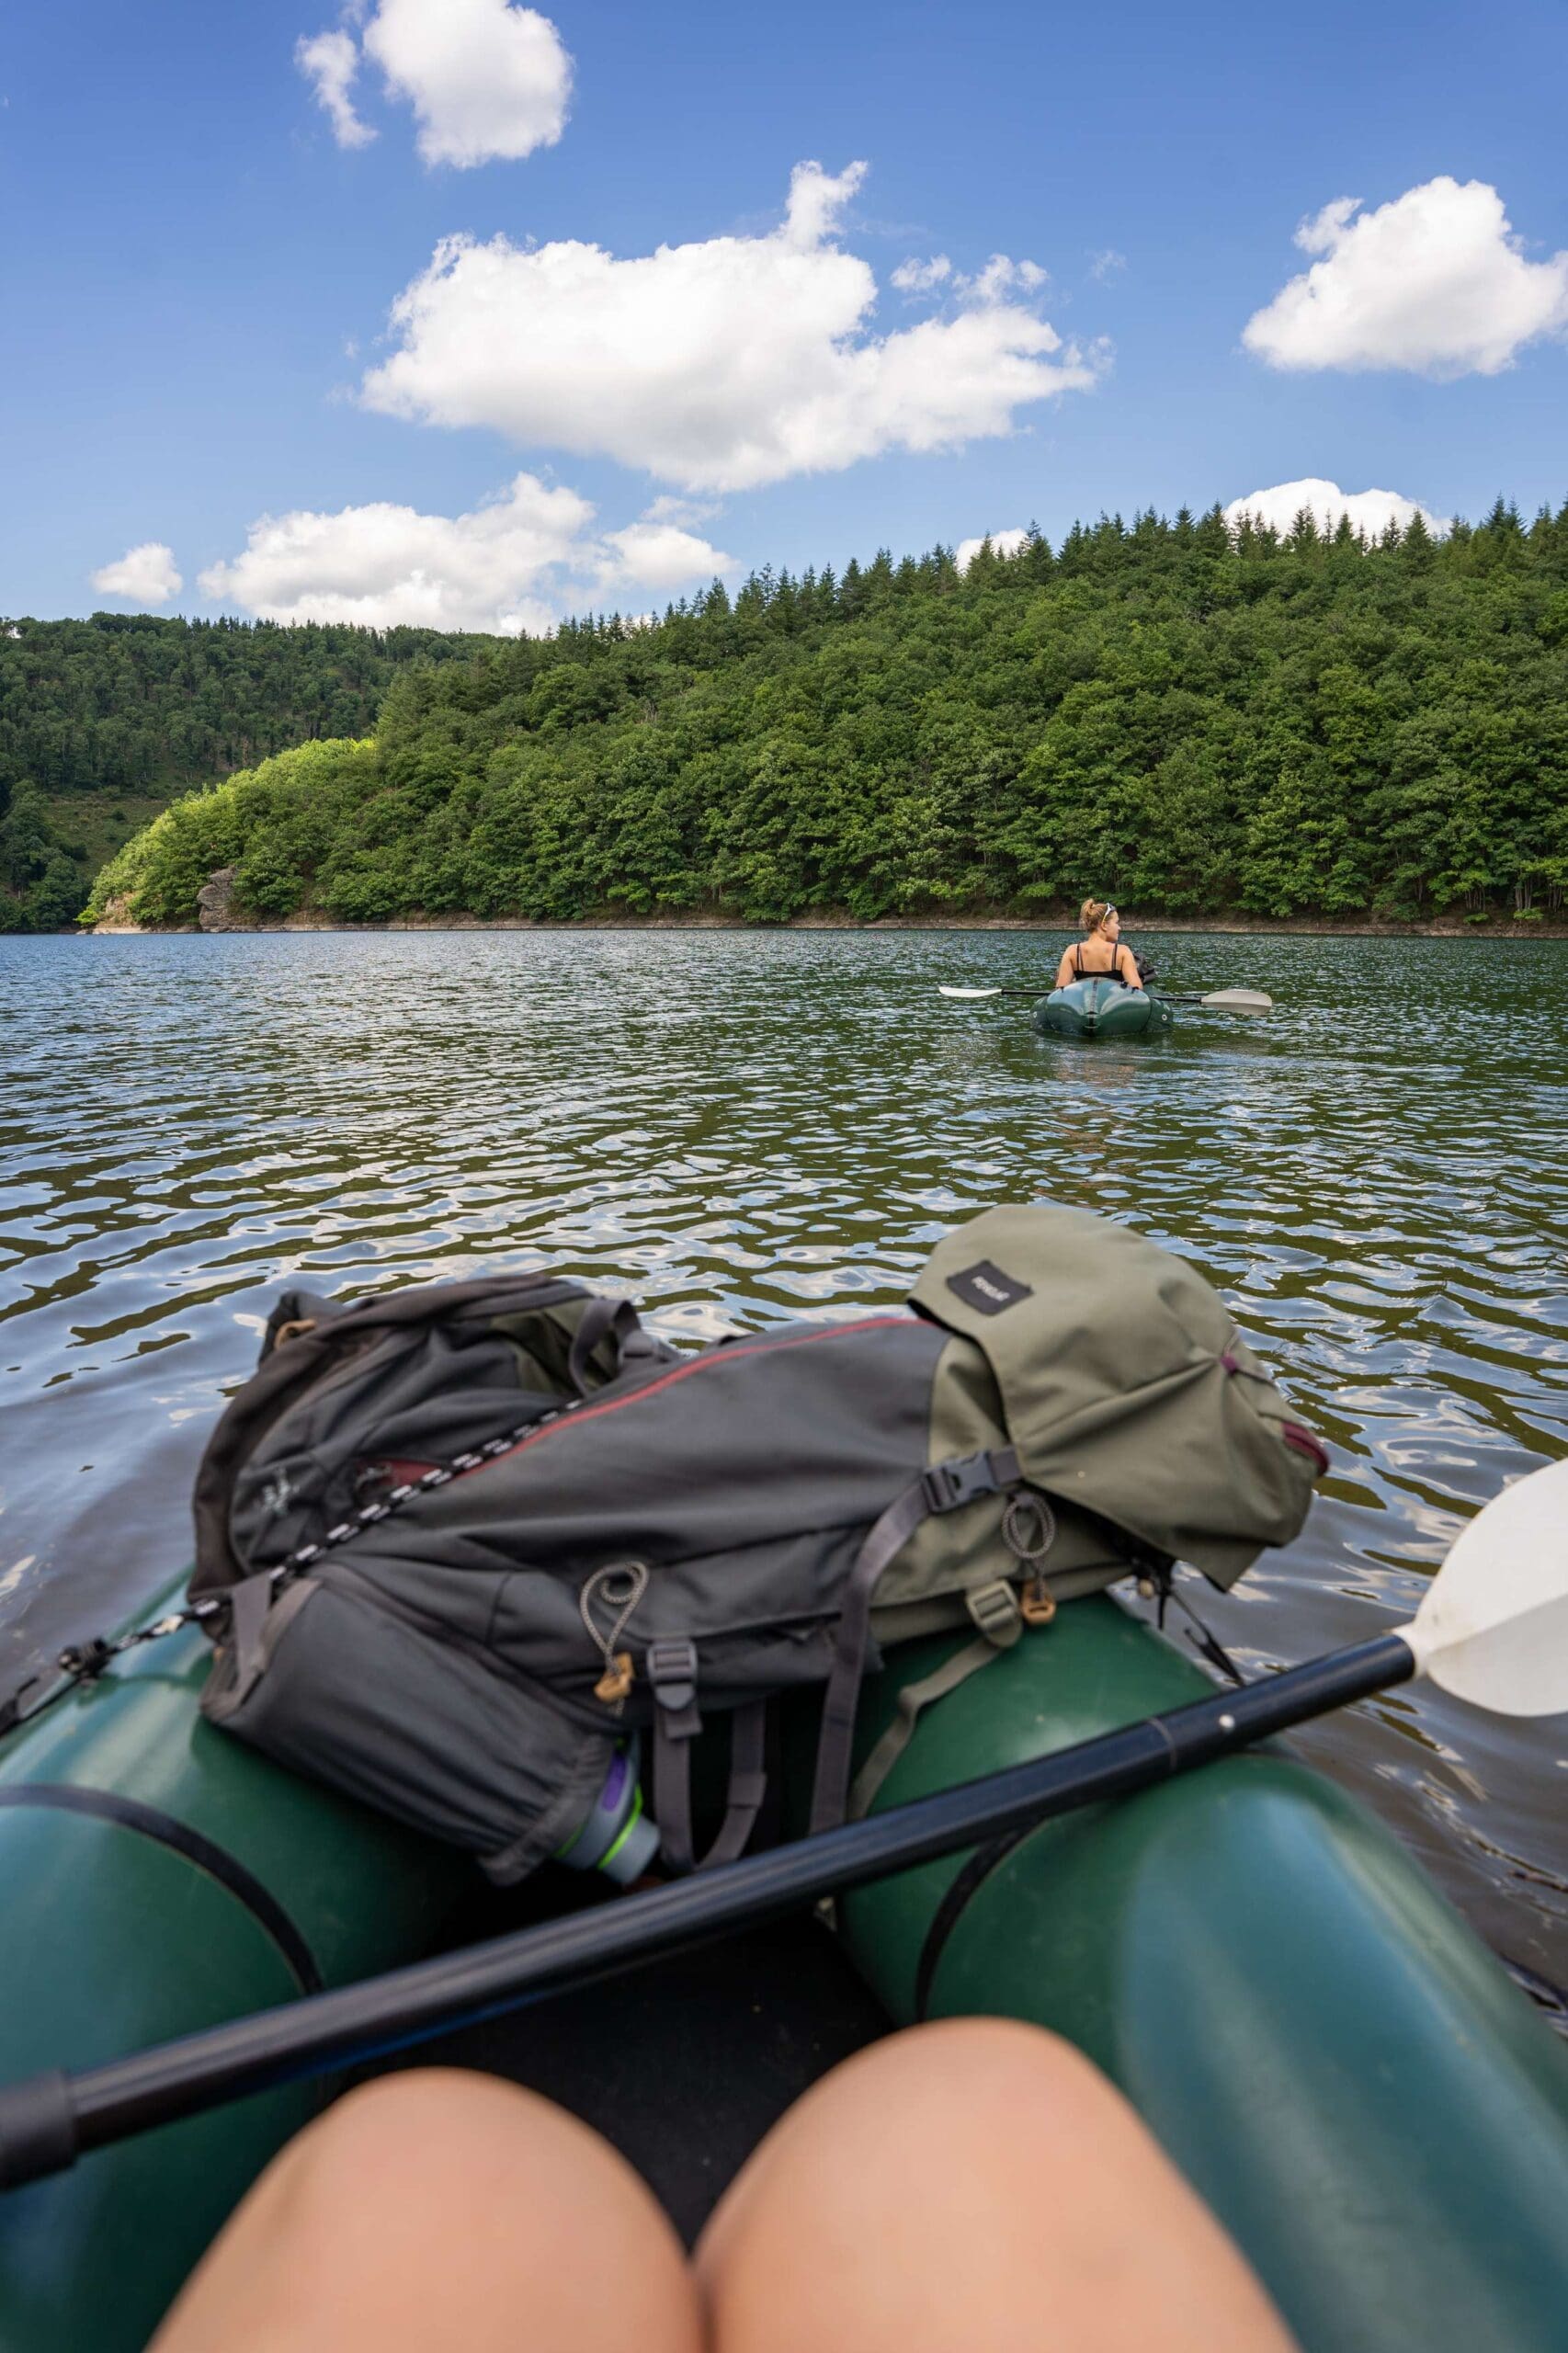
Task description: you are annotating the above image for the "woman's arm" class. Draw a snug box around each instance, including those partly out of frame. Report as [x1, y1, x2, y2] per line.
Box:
[1054, 948, 1074, 988]
[1118, 944, 1142, 988]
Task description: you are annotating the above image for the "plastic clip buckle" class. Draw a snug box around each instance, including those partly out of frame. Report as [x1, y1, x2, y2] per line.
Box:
[922, 1451, 1002, 1515]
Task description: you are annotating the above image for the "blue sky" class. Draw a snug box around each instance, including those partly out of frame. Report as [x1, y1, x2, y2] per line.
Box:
[4, 0, 1565, 631]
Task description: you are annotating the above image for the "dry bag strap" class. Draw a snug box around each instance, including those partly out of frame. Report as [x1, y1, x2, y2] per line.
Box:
[847, 1580, 1022, 1821]
[809, 1448, 1021, 1837]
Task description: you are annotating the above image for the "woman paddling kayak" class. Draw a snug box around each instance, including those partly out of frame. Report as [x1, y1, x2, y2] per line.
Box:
[1038, 900, 1168, 1038]
[1054, 899, 1146, 994]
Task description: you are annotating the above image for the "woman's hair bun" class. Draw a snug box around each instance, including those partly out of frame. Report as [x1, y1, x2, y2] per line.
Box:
[1080, 897, 1110, 930]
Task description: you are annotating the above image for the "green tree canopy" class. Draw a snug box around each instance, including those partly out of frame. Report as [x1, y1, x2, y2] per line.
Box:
[73, 496, 1568, 934]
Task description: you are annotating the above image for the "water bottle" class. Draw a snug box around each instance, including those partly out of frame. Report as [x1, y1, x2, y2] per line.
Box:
[555, 1737, 660, 1885]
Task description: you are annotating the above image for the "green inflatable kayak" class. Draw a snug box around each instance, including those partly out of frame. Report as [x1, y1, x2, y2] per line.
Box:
[3, 1570, 1568, 2353]
[1037, 977, 1174, 1039]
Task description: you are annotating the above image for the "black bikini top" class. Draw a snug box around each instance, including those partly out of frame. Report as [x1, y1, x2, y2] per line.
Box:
[1073, 942, 1131, 983]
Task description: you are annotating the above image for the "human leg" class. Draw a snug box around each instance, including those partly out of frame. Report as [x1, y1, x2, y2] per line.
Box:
[150, 2067, 700, 2353]
[697, 2018, 1296, 2353]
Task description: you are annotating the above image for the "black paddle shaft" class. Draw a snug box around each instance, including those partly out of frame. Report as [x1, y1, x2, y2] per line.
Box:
[0, 1631, 1416, 2189]
[947, 990, 1210, 1004]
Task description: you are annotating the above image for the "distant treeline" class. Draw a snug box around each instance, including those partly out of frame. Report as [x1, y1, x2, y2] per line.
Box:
[0, 613, 488, 931]
[1, 611, 490, 798]
[67, 497, 1568, 933]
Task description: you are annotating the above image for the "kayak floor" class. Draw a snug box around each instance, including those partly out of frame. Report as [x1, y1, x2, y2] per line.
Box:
[351, 1901, 889, 2245]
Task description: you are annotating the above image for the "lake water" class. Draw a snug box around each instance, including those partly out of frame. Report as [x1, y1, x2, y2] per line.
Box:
[2, 928, 1565, 1992]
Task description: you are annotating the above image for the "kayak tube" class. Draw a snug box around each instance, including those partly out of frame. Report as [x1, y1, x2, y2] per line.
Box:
[4, 1575, 1568, 2352]
[1036, 977, 1173, 1039]
[0, 1580, 466, 2353]
[839, 1600, 1568, 2353]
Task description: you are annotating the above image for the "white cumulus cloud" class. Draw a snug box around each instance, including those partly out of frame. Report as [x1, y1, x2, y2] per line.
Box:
[1222, 478, 1448, 540]
[595, 521, 730, 596]
[892, 256, 952, 295]
[956, 529, 1029, 570]
[197, 474, 728, 634]
[91, 542, 183, 606]
[359, 161, 1103, 493]
[639, 494, 721, 528]
[890, 253, 1045, 305]
[296, 28, 375, 149]
[297, 0, 571, 166]
[364, 0, 571, 166]
[963, 256, 1047, 304]
[1243, 177, 1568, 376]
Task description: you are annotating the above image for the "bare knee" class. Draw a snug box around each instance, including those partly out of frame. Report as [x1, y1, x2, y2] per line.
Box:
[154, 2069, 699, 2353]
[809, 2014, 1116, 2134]
[701, 2018, 1117, 2250]
[699, 2022, 1294, 2353]
[276, 2068, 585, 2211]
[241, 2070, 616, 2267]
[276, 2067, 691, 2284]
[839, 2016, 1178, 2172]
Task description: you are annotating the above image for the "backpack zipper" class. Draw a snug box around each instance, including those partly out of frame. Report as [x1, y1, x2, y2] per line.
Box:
[449, 1315, 912, 1483]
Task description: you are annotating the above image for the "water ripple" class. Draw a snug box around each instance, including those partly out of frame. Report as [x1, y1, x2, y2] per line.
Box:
[2, 928, 1565, 1982]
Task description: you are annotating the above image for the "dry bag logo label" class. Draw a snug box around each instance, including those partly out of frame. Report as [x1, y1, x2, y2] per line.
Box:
[947, 1260, 1033, 1316]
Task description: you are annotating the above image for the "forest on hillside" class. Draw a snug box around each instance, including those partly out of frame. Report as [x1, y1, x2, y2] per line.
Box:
[0, 614, 490, 930]
[65, 498, 1568, 934]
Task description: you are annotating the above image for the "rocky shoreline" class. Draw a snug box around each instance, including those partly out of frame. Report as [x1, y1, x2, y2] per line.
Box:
[86, 871, 1568, 945]
[88, 911, 1568, 939]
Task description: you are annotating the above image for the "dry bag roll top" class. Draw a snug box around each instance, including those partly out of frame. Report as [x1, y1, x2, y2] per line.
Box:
[190, 1205, 1325, 1883]
[909, 1208, 1324, 1586]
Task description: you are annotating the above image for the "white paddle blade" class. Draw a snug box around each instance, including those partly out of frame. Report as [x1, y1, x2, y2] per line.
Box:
[1200, 989, 1273, 1013]
[938, 986, 1005, 999]
[1404, 1459, 1568, 1716]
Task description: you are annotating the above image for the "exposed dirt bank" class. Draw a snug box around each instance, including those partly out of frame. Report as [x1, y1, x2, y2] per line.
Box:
[87, 903, 1568, 940]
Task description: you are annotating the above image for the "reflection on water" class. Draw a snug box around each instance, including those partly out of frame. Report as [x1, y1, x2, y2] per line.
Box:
[2, 929, 1565, 1981]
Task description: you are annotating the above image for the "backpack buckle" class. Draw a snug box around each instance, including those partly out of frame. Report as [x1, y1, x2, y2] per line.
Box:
[922, 1451, 1006, 1514]
[646, 1637, 700, 1733]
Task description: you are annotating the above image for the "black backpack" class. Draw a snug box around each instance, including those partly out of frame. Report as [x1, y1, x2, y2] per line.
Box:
[191, 1206, 1324, 1881]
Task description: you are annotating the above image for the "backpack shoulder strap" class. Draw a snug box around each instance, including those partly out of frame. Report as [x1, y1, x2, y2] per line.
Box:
[808, 1448, 1020, 1836]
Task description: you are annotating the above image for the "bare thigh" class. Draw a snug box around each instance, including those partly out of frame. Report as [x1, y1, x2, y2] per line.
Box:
[697, 2018, 1297, 2353]
[148, 2068, 700, 2353]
